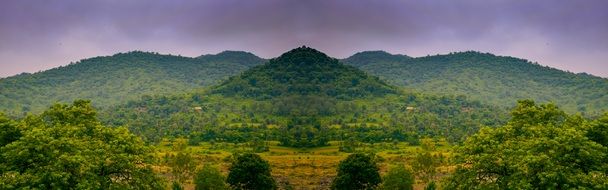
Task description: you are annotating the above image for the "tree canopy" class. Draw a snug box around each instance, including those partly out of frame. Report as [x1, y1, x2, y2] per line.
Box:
[332, 153, 381, 190]
[443, 100, 608, 189]
[227, 153, 277, 190]
[379, 164, 415, 190]
[0, 100, 164, 189]
[344, 51, 608, 114]
[0, 51, 264, 114]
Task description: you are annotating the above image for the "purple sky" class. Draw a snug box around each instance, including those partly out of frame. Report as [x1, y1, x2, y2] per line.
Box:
[1, 0, 607, 77]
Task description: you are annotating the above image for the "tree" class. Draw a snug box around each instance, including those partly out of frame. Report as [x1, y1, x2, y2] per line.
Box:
[424, 181, 436, 190]
[170, 152, 195, 184]
[0, 113, 20, 147]
[227, 153, 276, 190]
[412, 152, 438, 184]
[587, 113, 608, 147]
[194, 164, 229, 190]
[0, 100, 165, 189]
[379, 164, 414, 190]
[331, 153, 381, 190]
[443, 100, 608, 189]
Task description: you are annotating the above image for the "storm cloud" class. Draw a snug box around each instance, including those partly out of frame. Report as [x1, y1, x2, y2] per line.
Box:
[1, 0, 607, 77]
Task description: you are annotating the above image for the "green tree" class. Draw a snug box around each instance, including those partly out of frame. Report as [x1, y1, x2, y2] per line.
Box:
[227, 153, 276, 190]
[170, 152, 195, 185]
[424, 181, 436, 190]
[0, 100, 165, 189]
[331, 153, 381, 190]
[0, 113, 20, 147]
[413, 152, 438, 184]
[379, 164, 414, 190]
[443, 100, 608, 189]
[587, 113, 608, 147]
[194, 164, 229, 190]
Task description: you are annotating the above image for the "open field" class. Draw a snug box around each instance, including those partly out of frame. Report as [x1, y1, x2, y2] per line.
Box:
[153, 139, 453, 190]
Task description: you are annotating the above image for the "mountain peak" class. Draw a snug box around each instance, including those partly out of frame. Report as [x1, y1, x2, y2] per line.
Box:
[213, 47, 396, 99]
[343, 51, 411, 67]
[271, 46, 335, 66]
[197, 50, 265, 66]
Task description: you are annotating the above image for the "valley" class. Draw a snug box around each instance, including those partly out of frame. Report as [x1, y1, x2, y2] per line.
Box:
[1, 47, 607, 190]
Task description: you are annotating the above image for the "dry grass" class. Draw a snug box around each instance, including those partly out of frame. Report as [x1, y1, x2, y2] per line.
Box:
[153, 140, 454, 190]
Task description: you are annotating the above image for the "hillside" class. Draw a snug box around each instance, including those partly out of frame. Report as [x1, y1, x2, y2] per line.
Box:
[343, 51, 608, 114]
[0, 51, 265, 114]
[213, 46, 396, 99]
[103, 47, 507, 146]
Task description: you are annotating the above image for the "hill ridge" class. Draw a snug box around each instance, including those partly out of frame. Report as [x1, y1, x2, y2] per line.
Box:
[212, 46, 396, 99]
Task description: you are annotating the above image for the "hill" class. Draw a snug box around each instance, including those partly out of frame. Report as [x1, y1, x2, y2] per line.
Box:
[213, 46, 396, 99]
[0, 51, 265, 114]
[343, 51, 608, 114]
[102, 47, 507, 146]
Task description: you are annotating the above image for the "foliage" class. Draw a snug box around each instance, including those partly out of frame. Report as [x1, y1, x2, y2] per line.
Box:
[587, 113, 608, 147]
[425, 181, 437, 190]
[0, 51, 264, 114]
[227, 153, 277, 190]
[331, 153, 381, 190]
[170, 152, 195, 184]
[94, 47, 508, 147]
[413, 152, 439, 184]
[213, 46, 396, 99]
[0, 113, 20, 147]
[443, 100, 608, 189]
[0, 100, 165, 189]
[344, 51, 608, 114]
[194, 165, 229, 190]
[379, 164, 415, 190]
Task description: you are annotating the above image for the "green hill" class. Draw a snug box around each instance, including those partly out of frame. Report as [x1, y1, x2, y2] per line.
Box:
[343, 51, 608, 114]
[0, 51, 265, 114]
[102, 47, 507, 146]
[213, 46, 396, 99]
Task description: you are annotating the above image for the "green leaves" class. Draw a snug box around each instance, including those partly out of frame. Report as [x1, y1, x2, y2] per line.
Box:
[227, 153, 276, 190]
[194, 165, 229, 190]
[444, 100, 608, 189]
[379, 164, 415, 190]
[0, 51, 265, 114]
[331, 153, 381, 190]
[0, 100, 164, 189]
[213, 46, 396, 100]
[344, 51, 608, 114]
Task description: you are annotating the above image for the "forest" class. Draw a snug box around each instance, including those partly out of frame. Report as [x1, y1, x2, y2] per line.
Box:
[1, 47, 607, 189]
[343, 51, 608, 114]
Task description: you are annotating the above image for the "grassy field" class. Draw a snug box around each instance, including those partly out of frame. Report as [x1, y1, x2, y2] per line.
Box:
[153, 139, 453, 190]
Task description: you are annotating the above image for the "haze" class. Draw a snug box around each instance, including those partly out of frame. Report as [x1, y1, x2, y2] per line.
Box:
[1, 0, 607, 77]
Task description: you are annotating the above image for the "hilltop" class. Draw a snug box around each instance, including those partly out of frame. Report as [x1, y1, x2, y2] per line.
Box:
[212, 46, 396, 99]
[103, 47, 507, 146]
[0, 51, 265, 114]
[343, 51, 608, 114]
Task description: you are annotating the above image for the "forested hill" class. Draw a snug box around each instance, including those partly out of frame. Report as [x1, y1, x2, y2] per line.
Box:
[343, 51, 608, 114]
[213, 46, 396, 99]
[0, 51, 265, 114]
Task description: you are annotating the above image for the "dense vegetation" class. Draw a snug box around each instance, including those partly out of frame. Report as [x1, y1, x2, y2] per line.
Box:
[343, 51, 608, 114]
[2, 47, 607, 189]
[0, 100, 165, 189]
[0, 51, 264, 114]
[213, 46, 395, 99]
[102, 47, 507, 147]
[227, 153, 277, 190]
[331, 153, 381, 190]
[444, 100, 608, 189]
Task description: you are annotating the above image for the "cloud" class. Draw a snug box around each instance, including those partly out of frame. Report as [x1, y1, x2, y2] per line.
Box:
[0, 0, 607, 77]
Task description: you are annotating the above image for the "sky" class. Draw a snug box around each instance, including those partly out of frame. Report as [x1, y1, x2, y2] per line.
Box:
[1, 0, 607, 78]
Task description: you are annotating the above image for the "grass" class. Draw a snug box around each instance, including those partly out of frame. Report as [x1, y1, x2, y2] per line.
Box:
[153, 138, 454, 190]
